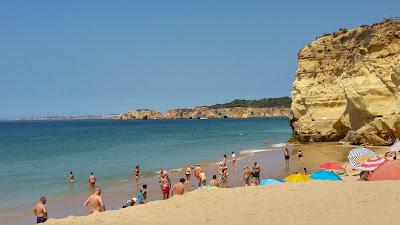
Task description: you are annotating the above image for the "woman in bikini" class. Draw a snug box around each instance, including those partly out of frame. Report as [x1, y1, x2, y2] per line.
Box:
[243, 166, 251, 186]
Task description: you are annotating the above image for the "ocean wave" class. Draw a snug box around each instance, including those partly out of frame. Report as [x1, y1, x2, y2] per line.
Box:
[271, 143, 288, 148]
[239, 148, 280, 155]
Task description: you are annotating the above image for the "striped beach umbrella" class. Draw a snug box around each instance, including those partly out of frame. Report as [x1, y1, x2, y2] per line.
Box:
[388, 141, 400, 152]
[348, 147, 376, 168]
[357, 156, 388, 171]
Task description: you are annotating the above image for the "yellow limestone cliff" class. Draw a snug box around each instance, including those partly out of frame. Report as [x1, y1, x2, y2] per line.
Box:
[290, 20, 400, 145]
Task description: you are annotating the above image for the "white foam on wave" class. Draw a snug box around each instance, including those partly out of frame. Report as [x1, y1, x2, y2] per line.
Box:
[239, 148, 280, 155]
[271, 143, 288, 148]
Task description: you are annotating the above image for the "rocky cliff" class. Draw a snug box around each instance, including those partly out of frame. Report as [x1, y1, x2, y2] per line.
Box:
[290, 20, 400, 145]
[116, 107, 289, 120]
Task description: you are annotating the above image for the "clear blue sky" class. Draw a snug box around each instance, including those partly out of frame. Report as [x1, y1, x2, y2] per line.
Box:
[0, 1, 399, 119]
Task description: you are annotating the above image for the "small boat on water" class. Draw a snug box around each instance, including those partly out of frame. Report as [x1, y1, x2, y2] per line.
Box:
[199, 117, 208, 120]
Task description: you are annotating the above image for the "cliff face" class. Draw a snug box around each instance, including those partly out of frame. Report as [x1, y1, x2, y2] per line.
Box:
[290, 20, 400, 145]
[116, 107, 289, 120]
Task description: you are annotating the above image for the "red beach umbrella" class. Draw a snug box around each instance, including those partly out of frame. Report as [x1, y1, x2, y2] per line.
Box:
[318, 162, 343, 171]
[368, 160, 400, 181]
[357, 156, 388, 171]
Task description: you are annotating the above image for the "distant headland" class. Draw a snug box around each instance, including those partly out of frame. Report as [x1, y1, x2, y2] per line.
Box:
[16, 97, 291, 121]
[116, 97, 291, 120]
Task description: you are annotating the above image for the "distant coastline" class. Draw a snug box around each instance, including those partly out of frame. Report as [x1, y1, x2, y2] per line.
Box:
[16, 97, 291, 121]
[16, 115, 118, 121]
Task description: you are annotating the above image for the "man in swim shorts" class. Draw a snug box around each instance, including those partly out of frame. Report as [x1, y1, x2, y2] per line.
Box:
[185, 166, 192, 181]
[69, 171, 75, 183]
[252, 162, 261, 185]
[84, 187, 105, 214]
[33, 197, 47, 224]
[171, 178, 186, 196]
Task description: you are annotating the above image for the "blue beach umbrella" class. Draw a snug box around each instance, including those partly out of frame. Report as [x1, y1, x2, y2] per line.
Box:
[309, 170, 342, 181]
[260, 178, 284, 186]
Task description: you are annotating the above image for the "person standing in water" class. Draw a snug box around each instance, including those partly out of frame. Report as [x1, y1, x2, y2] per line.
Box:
[88, 172, 96, 194]
[133, 165, 140, 184]
[222, 154, 227, 167]
[33, 197, 47, 224]
[69, 171, 75, 183]
[84, 187, 105, 214]
[243, 166, 251, 186]
[231, 152, 237, 168]
[252, 162, 261, 185]
[220, 168, 228, 188]
[284, 148, 290, 167]
[297, 149, 303, 164]
[185, 165, 192, 181]
[142, 184, 148, 203]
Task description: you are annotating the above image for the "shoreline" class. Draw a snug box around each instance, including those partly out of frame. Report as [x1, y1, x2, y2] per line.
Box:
[1, 142, 387, 225]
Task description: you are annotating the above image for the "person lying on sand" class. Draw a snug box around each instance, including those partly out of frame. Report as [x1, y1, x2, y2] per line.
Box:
[33, 197, 47, 224]
[171, 178, 186, 196]
[122, 198, 137, 208]
[209, 175, 219, 187]
[84, 187, 105, 214]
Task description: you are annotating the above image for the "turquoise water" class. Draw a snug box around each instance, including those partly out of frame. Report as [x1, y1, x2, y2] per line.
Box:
[0, 118, 291, 209]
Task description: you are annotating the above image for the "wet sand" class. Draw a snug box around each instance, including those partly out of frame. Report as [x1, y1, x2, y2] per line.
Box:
[1, 143, 387, 225]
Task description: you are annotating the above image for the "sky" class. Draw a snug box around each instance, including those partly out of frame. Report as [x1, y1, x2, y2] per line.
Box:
[0, 0, 399, 119]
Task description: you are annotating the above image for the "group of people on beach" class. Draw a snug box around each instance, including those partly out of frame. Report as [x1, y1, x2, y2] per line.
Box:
[34, 147, 297, 223]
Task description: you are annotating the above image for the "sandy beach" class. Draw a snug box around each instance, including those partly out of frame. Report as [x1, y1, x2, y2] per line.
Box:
[26, 142, 394, 225]
[44, 179, 400, 225]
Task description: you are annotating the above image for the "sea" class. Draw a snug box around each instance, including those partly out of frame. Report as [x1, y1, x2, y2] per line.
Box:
[0, 118, 292, 223]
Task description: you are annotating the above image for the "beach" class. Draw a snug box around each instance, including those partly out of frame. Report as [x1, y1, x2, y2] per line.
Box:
[20, 142, 390, 225]
[44, 180, 400, 225]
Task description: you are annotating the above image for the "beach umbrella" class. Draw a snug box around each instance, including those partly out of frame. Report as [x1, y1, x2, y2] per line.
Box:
[348, 147, 376, 168]
[368, 160, 400, 181]
[284, 174, 313, 182]
[388, 141, 400, 152]
[318, 162, 343, 171]
[309, 170, 342, 181]
[260, 178, 284, 186]
[357, 156, 388, 171]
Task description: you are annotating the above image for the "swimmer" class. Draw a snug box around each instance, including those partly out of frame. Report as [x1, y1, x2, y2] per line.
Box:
[69, 171, 75, 183]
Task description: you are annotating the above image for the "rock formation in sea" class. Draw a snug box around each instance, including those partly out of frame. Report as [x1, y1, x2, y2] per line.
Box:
[116, 107, 289, 120]
[289, 20, 400, 146]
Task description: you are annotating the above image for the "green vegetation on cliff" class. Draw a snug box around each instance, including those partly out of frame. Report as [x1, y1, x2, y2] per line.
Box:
[209, 97, 291, 109]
